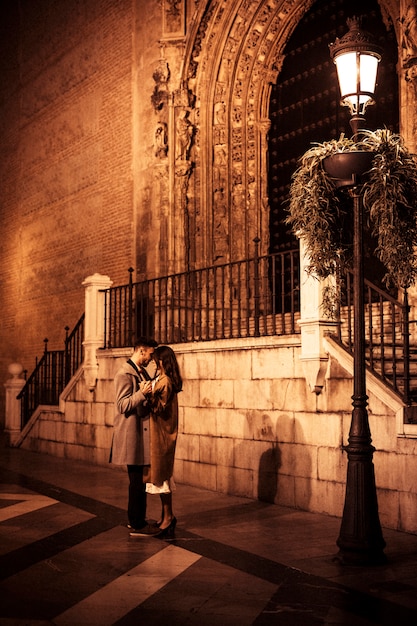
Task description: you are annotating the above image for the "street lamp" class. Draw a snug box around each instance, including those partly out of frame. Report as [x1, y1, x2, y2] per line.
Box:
[330, 16, 382, 137]
[327, 17, 386, 565]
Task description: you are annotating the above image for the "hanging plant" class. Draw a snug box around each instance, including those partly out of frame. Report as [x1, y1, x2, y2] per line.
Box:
[286, 129, 417, 290]
[362, 130, 417, 289]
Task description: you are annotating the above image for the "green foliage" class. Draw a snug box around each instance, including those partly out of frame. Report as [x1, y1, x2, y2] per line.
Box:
[287, 130, 417, 289]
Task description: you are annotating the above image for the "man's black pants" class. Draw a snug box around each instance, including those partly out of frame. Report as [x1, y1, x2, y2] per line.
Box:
[127, 464, 147, 529]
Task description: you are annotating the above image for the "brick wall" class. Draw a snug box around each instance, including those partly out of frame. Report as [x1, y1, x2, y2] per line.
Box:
[0, 0, 156, 423]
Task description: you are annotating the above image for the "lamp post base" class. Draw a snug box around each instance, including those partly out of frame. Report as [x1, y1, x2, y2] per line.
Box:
[336, 398, 386, 566]
[336, 456, 387, 565]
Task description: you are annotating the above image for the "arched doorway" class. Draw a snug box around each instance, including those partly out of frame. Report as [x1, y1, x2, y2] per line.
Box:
[268, 0, 399, 288]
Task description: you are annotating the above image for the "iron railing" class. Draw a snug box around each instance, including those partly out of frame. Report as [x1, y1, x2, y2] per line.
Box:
[102, 247, 301, 348]
[17, 314, 85, 427]
[335, 271, 414, 404]
[16, 252, 417, 429]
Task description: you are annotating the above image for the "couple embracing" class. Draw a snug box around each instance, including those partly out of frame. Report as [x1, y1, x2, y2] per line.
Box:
[110, 337, 182, 538]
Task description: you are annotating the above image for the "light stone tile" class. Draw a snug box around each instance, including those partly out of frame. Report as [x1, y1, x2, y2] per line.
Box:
[377, 488, 400, 529]
[233, 439, 274, 472]
[306, 478, 345, 518]
[181, 460, 217, 491]
[373, 452, 396, 490]
[16, 340, 417, 533]
[173, 458, 184, 482]
[398, 491, 417, 531]
[199, 435, 217, 465]
[94, 383, 115, 404]
[176, 433, 200, 462]
[180, 379, 200, 407]
[368, 413, 397, 452]
[317, 446, 346, 483]
[63, 422, 77, 445]
[103, 402, 116, 427]
[95, 424, 112, 451]
[38, 420, 56, 441]
[368, 392, 396, 418]
[216, 436, 235, 467]
[215, 350, 251, 379]
[340, 412, 352, 443]
[80, 401, 92, 424]
[55, 420, 65, 441]
[233, 379, 274, 411]
[64, 402, 80, 423]
[183, 351, 216, 380]
[95, 447, 110, 465]
[268, 378, 310, 412]
[295, 444, 318, 478]
[322, 378, 353, 412]
[256, 469, 280, 503]
[252, 346, 297, 379]
[294, 476, 316, 510]
[217, 465, 254, 499]
[272, 412, 295, 443]
[378, 451, 417, 492]
[216, 409, 249, 439]
[182, 407, 217, 436]
[274, 473, 296, 507]
[249, 410, 281, 441]
[49, 441, 65, 457]
[294, 412, 342, 448]
[278, 442, 317, 478]
[200, 379, 234, 408]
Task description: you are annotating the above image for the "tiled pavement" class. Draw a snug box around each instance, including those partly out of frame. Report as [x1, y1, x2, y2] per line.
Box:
[1, 441, 417, 625]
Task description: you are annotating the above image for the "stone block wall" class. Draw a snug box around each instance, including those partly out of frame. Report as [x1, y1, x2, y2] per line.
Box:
[16, 337, 417, 534]
[174, 337, 349, 517]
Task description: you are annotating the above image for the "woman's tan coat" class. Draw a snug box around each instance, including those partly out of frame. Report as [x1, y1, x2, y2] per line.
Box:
[146, 373, 178, 486]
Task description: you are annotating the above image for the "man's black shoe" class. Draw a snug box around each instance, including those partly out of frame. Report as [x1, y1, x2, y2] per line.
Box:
[129, 523, 160, 537]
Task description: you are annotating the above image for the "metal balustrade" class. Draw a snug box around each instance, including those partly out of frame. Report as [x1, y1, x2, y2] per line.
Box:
[17, 314, 85, 427]
[16, 252, 417, 428]
[335, 272, 414, 405]
[102, 248, 301, 349]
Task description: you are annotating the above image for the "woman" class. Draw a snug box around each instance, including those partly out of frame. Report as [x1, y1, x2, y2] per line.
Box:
[145, 345, 183, 537]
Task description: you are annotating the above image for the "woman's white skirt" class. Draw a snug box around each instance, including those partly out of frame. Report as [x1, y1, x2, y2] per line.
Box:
[146, 477, 176, 494]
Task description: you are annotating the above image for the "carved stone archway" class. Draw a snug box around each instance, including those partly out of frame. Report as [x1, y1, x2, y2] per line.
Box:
[164, 0, 411, 274]
[175, 0, 317, 270]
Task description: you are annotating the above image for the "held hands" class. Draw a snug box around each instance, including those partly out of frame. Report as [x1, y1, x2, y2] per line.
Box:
[140, 380, 153, 396]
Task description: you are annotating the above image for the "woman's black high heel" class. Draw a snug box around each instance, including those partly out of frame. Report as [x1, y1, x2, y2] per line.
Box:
[156, 517, 177, 538]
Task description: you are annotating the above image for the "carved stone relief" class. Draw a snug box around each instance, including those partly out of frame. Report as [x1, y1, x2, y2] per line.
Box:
[175, 109, 193, 161]
[162, 0, 185, 39]
[151, 58, 170, 112]
[172, 0, 409, 268]
[399, 0, 417, 151]
[155, 122, 168, 158]
[400, 1, 417, 65]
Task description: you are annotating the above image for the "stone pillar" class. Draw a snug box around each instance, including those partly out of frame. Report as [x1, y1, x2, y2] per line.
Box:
[82, 273, 113, 391]
[399, 2, 417, 341]
[298, 238, 339, 393]
[4, 363, 26, 445]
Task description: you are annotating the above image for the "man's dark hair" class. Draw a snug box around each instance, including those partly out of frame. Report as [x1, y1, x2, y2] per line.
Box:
[134, 336, 158, 349]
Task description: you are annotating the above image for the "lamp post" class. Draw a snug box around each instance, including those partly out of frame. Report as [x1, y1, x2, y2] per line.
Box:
[327, 17, 386, 565]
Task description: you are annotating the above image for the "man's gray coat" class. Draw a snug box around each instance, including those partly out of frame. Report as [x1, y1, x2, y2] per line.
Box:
[110, 360, 151, 465]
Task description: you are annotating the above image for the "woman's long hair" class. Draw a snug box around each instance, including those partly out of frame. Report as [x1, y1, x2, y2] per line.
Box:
[154, 345, 183, 393]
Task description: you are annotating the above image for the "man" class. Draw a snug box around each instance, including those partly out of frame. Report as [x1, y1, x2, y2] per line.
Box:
[110, 336, 159, 536]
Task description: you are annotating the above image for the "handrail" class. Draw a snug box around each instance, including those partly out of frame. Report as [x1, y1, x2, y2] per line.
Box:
[335, 271, 411, 403]
[102, 248, 301, 349]
[17, 314, 85, 427]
